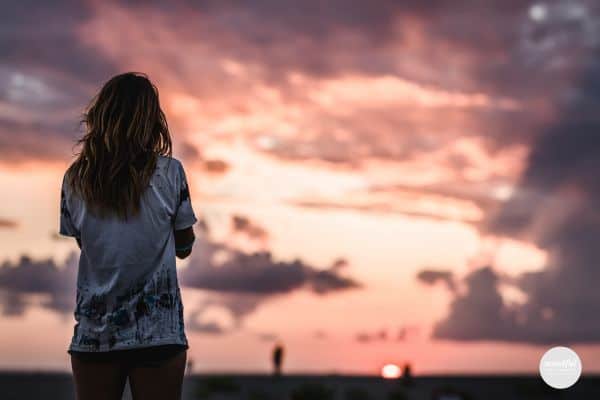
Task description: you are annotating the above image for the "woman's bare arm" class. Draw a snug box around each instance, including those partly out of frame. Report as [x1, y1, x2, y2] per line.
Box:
[174, 227, 195, 259]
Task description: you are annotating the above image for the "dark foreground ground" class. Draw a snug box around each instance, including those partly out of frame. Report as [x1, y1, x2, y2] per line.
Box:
[1, 372, 599, 399]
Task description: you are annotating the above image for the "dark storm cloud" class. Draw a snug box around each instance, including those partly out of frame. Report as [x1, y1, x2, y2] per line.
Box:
[431, 267, 519, 341]
[214, 0, 596, 165]
[427, 46, 600, 343]
[428, 266, 598, 344]
[0, 253, 77, 316]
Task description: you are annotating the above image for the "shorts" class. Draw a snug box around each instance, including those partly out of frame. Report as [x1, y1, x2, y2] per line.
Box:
[68, 344, 188, 368]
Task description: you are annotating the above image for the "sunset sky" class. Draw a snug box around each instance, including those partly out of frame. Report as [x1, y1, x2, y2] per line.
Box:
[2, 0, 600, 375]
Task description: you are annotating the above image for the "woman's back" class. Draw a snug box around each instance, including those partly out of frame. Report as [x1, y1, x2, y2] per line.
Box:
[61, 72, 195, 399]
[61, 155, 197, 351]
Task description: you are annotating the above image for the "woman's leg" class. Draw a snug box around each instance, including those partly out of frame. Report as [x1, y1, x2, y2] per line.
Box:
[70, 356, 128, 400]
[128, 350, 187, 400]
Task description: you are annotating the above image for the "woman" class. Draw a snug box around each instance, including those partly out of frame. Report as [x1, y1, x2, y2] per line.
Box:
[59, 72, 197, 400]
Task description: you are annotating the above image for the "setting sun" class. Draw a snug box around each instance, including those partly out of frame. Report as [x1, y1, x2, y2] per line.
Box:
[381, 364, 401, 379]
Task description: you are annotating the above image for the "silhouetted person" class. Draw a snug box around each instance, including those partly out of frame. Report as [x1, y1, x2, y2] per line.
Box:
[272, 343, 284, 376]
[402, 362, 413, 387]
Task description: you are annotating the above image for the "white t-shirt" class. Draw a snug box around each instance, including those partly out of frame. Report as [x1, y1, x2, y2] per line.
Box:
[60, 155, 197, 352]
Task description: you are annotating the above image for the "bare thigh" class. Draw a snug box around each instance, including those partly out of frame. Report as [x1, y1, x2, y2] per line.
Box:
[128, 350, 187, 400]
[70, 356, 128, 400]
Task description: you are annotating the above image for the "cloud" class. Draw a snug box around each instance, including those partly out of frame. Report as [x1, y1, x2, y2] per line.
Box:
[7, 216, 354, 333]
[416, 269, 456, 292]
[179, 236, 360, 331]
[231, 215, 268, 240]
[291, 198, 481, 223]
[0, 218, 17, 229]
[180, 239, 360, 296]
[2, 0, 595, 170]
[1, 227, 359, 335]
[0, 253, 78, 316]
[431, 267, 518, 341]
[184, 292, 265, 335]
[368, 181, 506, 216]
[427, 52, 600, 343]
[187, 308, 229, 335]
[1, 0, 585, 169]
[355, 326, 413, 343]
[428, 266, 575, 344]
[175, 142, 230, 174]
[5, 0, 600, 346]
[176, 141, 202, 163]
[104, 0, 569, 97]
[203, 159, 229, 174]
[0, 1, 117, 162]
[68, 0, 569, 168]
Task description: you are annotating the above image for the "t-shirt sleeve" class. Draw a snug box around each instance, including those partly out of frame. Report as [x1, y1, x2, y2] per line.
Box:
[173, 161, 198, 230]
[59, 173, 79, 238]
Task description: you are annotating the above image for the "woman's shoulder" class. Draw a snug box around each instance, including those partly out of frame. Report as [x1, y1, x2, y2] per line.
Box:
[155, 155, 190, 192]
[156, 155, 183, 173]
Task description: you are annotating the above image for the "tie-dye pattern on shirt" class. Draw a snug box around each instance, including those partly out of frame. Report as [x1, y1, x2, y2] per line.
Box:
[60, 155, 197, 352]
